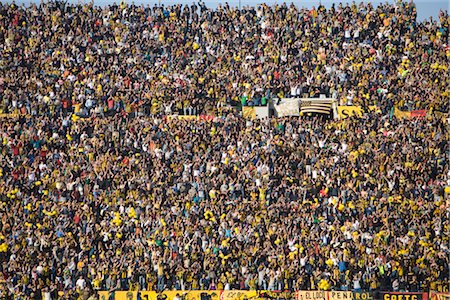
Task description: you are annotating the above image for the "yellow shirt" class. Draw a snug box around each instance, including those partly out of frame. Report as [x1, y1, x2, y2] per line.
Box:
[157, 264, 164, 276]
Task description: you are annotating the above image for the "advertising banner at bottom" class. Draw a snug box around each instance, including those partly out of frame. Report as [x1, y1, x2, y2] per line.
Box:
[98, 291, 435, 300]
[99, 291, 295, 300]
[221, 290, 293, 300]
[296, 291, 327, 300]
[379, 292, 428, 300]
[328, 292, 374, 300]
[161, 291, 220, 300]
[99, 291, 222, 300]
[220, 290, 259, 300]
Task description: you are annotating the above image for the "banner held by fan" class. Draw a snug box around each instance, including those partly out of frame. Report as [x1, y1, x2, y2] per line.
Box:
[242, 106, 256, 120]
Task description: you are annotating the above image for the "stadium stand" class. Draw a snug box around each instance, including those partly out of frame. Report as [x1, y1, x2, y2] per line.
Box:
[0, 0, 448, 299]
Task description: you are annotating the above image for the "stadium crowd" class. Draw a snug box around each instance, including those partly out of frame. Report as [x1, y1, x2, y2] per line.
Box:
[0, 0, 449, 115]
[1, 112, 449, 299]
[0, 0, 449, 299]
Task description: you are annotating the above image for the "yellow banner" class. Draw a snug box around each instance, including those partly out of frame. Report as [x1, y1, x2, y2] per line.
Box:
[327, 292, 374, 300]
[394, 107, 411, 119]
[140, 291, 291, 300]
[338, 106, 363, 119]
[220, 290, 259, 300]
[106, 291, 220, 300]
[97, 291, 376, 300]
[242, 107, 256, 120]
[353, 293, 374, 300]
[297, 291, 327, 300]
[337, 106, 381, 119]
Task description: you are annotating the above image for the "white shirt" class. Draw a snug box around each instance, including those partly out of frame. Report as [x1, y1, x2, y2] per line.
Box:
[76, 278, 86, 290]
[353, 279, 361, 289]
[300, 256, 307, 267]
[43, 292, 51, 300]
[318, 139, 325, 148]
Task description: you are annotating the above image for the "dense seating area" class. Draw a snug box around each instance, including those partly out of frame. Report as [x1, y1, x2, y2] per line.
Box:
[0, 1, 448, 300]
[0, 1, 448, 115]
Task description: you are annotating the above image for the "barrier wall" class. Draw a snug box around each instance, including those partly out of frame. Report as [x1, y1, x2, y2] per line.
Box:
[99, 290, 291, 300]
[97, 291, 447, 300]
